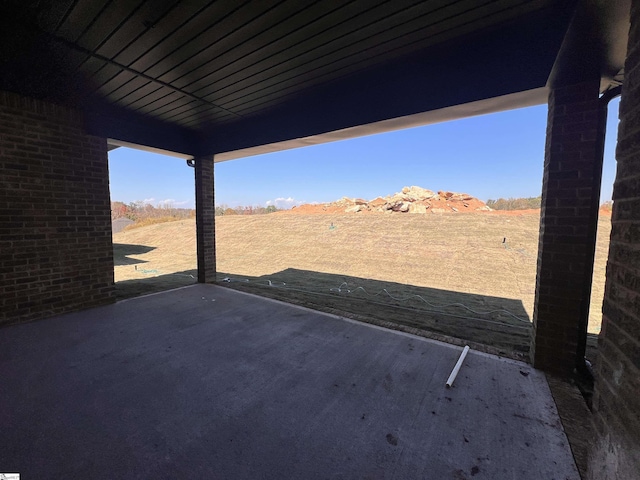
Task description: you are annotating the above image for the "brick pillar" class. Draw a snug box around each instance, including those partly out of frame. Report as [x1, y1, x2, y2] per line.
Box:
[532, 79, 603, 375]
[195, 155, 216, 283]
[587, 0, 640, 476]
[0, 91, 114, 325]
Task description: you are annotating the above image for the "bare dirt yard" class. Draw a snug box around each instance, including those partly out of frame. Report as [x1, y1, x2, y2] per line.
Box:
[112, 211, 611, 358]
[112, 219, 197, 299]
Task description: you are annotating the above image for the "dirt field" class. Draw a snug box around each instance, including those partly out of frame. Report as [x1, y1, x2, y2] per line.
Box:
[112, 219, 197, 299]
[113, 211, 611, 356]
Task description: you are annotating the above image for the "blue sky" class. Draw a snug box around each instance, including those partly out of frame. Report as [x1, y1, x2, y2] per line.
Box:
[108, 98, 620, 209]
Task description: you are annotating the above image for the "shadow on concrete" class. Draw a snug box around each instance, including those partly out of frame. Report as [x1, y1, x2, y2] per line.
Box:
[113, 243, 156, 266]
[113, 266, 533, 358]
[216, 268, 532, 358]
[109, 267, 591, 474]
[0, 284, 579, 479]
[114, 268, 197, 301]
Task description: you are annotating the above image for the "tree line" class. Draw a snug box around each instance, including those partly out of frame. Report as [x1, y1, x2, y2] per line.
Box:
[215, 204, 280, 216]
[111, 201, 195, 222]
[486, 196, 613, 210]
[486, 196, 542, 210]
[111, 201, 282, 223]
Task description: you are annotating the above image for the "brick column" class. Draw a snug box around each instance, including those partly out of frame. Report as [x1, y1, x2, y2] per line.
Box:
[587, 0, 640, 476]
[532, 79, 603, 375]
[0, 91, 114, 325]
[194, 155, 216, 283]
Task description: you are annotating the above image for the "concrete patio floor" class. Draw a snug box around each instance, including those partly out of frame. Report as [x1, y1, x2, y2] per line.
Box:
[0, 284, 579, 479]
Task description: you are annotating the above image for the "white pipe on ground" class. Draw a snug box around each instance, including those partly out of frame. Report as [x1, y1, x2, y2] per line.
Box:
[446, 345, 470, 388]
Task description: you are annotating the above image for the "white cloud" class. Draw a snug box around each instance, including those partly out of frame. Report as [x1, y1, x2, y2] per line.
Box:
[265, 197, 305, 209]
[137, 198, 192, 208]
[156, 199, 193, 208]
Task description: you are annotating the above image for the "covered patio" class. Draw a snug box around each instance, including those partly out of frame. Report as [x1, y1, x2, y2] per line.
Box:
[1, 0, 639, 478]
[1, 284, 578, 479]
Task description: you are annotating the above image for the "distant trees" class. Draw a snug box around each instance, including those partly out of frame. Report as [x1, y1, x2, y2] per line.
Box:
[486, 196, 542, 210]
[111, 201, 128, 220]
[214, 204, 282, 216]
[486, 196, 614, 211]
[110, 201, 194, 225]
[111, 201, 281, 223]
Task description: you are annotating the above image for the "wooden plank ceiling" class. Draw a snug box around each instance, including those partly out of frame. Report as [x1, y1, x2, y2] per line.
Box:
[3, 0, 567, 134]
[7, 0, 631, 157]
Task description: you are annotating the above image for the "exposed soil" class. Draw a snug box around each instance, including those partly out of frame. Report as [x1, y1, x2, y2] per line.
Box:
[112, 220, 197, 300]
[110, 199, 611, 477]
[112, 208, 611, 355]
[281, 185, 491, 215]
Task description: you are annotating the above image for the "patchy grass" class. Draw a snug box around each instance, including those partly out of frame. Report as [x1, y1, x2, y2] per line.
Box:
[216, 213, 539, 315]
[113, 219, 197, 299]
[112, 212, 611, 355]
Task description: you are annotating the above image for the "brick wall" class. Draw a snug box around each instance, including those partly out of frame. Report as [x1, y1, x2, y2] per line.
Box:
[195, 155, 216, 283]
[532, 79, 602, 376]
[0, 91, 114, 325]
[588, 0, 640, 476]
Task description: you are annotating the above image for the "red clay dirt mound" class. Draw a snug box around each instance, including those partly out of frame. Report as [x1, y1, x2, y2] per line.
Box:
[599, 205, 613, 216]
[282, 186, 493, 215]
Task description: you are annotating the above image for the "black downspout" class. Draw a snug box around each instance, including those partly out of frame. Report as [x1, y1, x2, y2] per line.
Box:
[575, 85, 622, 379]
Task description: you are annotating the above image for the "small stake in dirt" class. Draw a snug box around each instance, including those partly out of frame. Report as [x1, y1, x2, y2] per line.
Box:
[446, 345, 470, 388]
